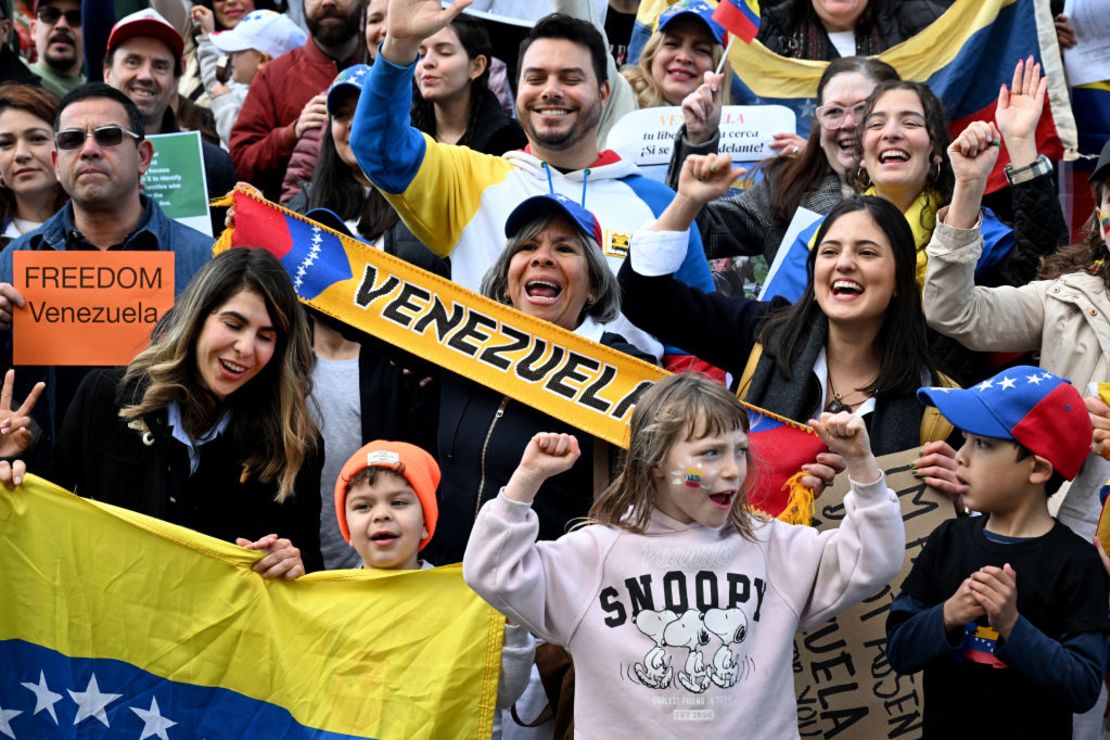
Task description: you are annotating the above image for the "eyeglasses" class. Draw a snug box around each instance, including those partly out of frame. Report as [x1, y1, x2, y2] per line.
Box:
[54, 125, 143, 150]
[36, 6, 82, 25]
[815, 101, 868, 129]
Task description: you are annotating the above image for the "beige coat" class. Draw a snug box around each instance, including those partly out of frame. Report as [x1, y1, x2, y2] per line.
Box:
[924, 217, 1110, 390]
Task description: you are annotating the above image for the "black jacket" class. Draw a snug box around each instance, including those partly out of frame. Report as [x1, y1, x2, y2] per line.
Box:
[757, 0, 948, 60]
[424, 331, 653, 566]
[619, 261, 940, 455]
[52, 368, 324, 571]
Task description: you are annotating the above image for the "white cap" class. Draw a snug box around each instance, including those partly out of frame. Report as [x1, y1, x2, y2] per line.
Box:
[209, 10, 307, 58]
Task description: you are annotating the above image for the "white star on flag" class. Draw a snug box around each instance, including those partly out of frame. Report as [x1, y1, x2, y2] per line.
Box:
[20, 671, 62, 724]
[976, 380, 994, 392]
[998, 377, 1016, 390]
[131, 697, 177, 740]
[0, 704, 22, 740]
[1026, 374, 1043, 385]
[1041, 372, 1053, 379]
[68, 674, 121, 727]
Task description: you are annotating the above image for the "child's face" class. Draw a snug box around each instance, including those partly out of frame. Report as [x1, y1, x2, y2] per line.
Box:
[954, 434, 1039, 513]
[230, 49, 265, 85]
[653, 426, 748, 528]
[345, 475, 427, 571]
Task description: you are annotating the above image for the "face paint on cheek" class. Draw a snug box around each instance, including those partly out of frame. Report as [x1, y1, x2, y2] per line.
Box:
[1099, 209, 1110, 236]
[671, 462, 708, 489]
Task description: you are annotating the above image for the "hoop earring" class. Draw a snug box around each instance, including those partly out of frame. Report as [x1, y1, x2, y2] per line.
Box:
[856, 166, 871, 187]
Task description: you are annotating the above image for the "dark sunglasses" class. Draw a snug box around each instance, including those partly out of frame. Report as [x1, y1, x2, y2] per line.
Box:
[36, 5, 82, 24]
[54, 125, 143, 150]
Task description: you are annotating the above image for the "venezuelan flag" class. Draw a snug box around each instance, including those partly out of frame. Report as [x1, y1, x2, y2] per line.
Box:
[713, 0, 760, 44]
[743, 403, 827, 522]
[0, 476, 504, 739]
[632, 0, 1076, 195]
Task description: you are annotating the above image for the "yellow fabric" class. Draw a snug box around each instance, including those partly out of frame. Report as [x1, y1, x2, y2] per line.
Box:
[213, 188, 669, 448]
[0, 475, 504, 738]
[864, 186, 938, 287]
[776, 471, 816, 526]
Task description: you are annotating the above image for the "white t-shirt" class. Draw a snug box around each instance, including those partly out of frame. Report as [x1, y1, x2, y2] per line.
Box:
[827, 30, 856, 58]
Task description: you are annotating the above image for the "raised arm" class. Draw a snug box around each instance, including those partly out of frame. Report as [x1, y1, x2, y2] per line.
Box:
[922, 120, 1048, 351]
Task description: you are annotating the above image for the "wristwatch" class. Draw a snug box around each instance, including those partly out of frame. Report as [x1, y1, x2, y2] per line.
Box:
[1004, 154, 1052, 186]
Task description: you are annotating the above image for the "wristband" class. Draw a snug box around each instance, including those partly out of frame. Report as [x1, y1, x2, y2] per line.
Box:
[1004, 154, 1051, 186]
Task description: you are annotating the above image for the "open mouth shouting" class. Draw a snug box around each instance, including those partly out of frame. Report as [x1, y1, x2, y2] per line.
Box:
[708, 490, 737, 510]
[524, 278, 563, 305]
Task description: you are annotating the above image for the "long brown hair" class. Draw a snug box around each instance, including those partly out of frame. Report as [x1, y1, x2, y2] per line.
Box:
[621, 20, 732, 109]
[1040, 180, 1109, 291]
[0, 84, 66, 233]
[588, 373, 756, 537]
[766, 56, 899, 224]
[120, 248, 317, 502]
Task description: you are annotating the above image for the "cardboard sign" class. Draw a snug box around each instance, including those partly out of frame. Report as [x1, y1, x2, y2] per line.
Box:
[12, 252, 175, 366]
[793, 448, 957, 739]
[142, 131, 212, 236]
[605, 105, 796, 182]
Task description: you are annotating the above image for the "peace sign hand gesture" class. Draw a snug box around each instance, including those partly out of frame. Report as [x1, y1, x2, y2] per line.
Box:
[0, 369, 44, 460]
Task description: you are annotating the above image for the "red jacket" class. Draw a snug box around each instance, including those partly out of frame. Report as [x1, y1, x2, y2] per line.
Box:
[229, 39, 358, 200]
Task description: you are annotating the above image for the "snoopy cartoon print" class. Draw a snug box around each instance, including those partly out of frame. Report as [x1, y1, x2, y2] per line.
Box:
[664, 609, 712, 693]
[631, 609, 678, 689]
[703, 607, 748, 688]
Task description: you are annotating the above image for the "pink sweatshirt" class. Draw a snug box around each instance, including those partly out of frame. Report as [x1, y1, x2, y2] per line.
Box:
[463, 477, 904, 738]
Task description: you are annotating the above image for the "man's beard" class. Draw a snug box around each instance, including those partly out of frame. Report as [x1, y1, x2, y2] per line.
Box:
[307, 6, 360, 48]
[520, 96, 602, 153]
[43, 32, 79, 72]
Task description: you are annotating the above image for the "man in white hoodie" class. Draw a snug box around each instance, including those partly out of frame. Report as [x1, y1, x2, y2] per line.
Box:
[350, 0, 715, 365]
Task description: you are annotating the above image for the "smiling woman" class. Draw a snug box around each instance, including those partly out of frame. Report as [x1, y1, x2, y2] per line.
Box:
[0, 85, 67, 247]
[1, 248, 325, 577]
[622, 0, 732, 109]
[620, 154, 954, 509]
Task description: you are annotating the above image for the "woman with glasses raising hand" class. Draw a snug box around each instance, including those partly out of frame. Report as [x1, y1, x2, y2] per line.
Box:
[671, 57, 899, 269]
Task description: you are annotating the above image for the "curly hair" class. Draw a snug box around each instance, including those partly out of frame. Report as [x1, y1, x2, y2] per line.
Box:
[120, 248, 317, 502]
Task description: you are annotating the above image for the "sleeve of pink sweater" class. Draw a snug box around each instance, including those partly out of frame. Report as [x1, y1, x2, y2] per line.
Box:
[765, 475, 905, 630]
[463, 494, 616, 646]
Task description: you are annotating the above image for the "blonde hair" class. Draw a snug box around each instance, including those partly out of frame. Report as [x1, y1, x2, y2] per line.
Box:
[621, 24, 733, 109]
[119, 249, 317, 502]
[588, 373, 756, 536]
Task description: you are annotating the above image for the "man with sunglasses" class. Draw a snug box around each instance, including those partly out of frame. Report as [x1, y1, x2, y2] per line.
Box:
[0, 83, 213, 466]
[29, 0, 85, 98]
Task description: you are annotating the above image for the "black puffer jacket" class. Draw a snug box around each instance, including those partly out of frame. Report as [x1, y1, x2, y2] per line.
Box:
[757, 0, 949, 60]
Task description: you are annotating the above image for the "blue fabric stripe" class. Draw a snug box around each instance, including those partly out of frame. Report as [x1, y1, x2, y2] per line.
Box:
[923, 0, 1040, 122]
[0, 639, 373, 739]
[350, 52, 428, 196]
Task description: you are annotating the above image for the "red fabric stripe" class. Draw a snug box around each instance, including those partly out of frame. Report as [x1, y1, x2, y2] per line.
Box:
[712, 0, 759, 43]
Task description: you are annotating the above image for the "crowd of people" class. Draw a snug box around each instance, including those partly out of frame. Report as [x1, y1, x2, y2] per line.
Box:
[0, 0, 1109, 736]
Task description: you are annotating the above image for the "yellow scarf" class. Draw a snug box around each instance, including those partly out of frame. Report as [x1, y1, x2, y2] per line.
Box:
[865, 187, 939, 287]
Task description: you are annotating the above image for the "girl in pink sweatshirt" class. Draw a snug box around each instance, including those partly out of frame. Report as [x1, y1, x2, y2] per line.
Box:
[463, 372, 905, 737]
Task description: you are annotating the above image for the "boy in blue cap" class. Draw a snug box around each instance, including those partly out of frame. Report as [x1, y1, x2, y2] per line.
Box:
[886, 366, 1110, 739]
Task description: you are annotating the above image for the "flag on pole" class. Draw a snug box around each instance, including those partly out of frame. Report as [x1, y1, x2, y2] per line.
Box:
[0, 475, 504, 739]
[712, 0, 760, 44]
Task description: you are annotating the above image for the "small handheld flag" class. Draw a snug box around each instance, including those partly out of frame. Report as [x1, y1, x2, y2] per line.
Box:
[712, 0, 760, 44]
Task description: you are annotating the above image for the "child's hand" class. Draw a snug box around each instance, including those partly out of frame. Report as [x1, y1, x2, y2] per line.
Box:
[969, 564, 1019, 639]
[236, 533, 305, 580]
[808, 412, 881, 484]
[677, 153, 745, 206]
[943, 577, 986, 633]
[504, 433, 581, 504]
[914, 440, 969, 498]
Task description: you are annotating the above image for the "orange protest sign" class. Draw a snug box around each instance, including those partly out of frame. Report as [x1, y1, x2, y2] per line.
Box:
[12, 252, 175, 366]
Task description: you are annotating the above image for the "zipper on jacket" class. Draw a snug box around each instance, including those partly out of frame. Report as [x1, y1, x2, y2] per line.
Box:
[476, 397, 510, 520]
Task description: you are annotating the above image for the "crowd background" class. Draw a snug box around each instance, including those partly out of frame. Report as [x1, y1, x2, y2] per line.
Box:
[0, 0, 1109, 737]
